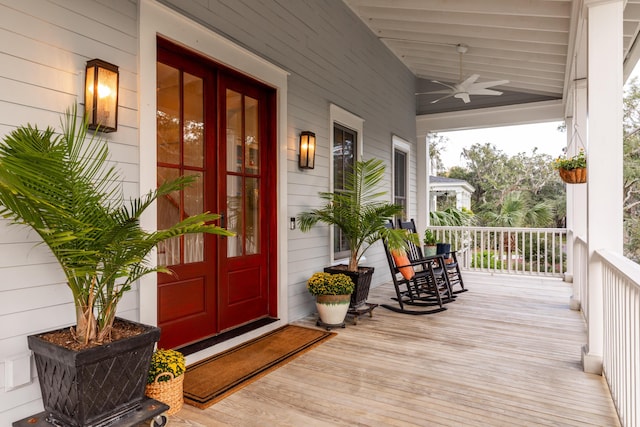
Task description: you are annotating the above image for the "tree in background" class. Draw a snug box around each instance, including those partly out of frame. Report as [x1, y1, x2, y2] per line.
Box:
[447, 142, 563, 227]
[623, 78, 640, 262]
[482, 191, 554, 228]
[429, 79, 640, 261]
[428, 133, 448, 174]
[430, 206, 476, 226]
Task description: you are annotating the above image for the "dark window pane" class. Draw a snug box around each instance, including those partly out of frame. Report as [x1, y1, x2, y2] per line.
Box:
[333, 124, 356, 259]
[394, 149, 407, 219]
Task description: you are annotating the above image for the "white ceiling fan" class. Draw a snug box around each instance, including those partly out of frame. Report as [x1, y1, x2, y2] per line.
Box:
[415, 44, 509, 104]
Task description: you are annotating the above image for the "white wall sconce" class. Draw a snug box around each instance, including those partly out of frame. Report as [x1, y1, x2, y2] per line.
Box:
[85, 59, 119, 132]
[299, 131, 316, 169]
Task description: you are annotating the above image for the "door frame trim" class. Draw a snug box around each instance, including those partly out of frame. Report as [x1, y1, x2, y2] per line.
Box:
[139, 0, 289, 361]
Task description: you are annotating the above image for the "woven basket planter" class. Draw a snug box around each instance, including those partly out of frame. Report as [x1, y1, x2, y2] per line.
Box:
[558, 167, 587, 184]
[145, 372, 184, 416]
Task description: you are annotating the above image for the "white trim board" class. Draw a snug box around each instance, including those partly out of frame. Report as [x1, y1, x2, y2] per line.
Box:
[416, 100, 564, 136]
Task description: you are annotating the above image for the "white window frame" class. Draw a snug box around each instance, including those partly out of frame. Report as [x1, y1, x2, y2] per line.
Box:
[392, 135, 411, 221]
[329, 104, 364, 265]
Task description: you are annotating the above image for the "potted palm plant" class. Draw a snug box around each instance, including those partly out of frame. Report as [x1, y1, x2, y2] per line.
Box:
[0, 106, 232, 426]
[298, 158, 412, 317]
[306, 272, 355, 329]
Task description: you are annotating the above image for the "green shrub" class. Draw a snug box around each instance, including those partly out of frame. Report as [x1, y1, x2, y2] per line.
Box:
[471, 251, 503, 269]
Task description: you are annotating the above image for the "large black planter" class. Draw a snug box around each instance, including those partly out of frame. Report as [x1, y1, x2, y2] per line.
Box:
[27, 318, 160, 427]
[324, 265, 377, 323]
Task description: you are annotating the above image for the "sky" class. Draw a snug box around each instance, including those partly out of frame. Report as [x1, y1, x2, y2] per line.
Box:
[438, 65, 640, 170]
[439, 121, 565, 169]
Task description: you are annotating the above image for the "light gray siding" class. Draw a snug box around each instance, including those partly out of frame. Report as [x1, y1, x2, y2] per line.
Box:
[0, 1, 417, 422]
[0, 0, 140, 423]
[159, 0, 417, 319]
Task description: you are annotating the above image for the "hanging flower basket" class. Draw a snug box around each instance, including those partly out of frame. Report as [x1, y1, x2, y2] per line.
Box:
[553, 149, 587, 184]
[558, 167, 587, 184]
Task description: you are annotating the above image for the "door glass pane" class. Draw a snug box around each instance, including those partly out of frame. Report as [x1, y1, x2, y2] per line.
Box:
[157, 63, 180, 165]
[245, 177, 260, 255]
[184, 171, 204, 263]
[227, 175, 243, 257]
[226, 90, 242, 173]
[157, 64, 206, 266]
[245, 96, 259, 174]
[157, 167, 180, 266]
[183, 73, 204, 168]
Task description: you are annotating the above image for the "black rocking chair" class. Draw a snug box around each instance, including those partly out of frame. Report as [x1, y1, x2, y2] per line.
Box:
[381, 222, 453, 315]
[398, 218, 467, 294]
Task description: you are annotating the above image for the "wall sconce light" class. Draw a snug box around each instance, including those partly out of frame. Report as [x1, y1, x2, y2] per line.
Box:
[85, 59, 119, 133]
[299, 131, 316, 169]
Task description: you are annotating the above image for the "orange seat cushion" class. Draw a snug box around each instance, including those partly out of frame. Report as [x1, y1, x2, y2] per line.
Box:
[391, 250, 415, 280]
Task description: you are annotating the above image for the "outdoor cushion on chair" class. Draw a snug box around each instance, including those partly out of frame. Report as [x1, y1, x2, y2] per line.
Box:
[391, 250, 415, 280]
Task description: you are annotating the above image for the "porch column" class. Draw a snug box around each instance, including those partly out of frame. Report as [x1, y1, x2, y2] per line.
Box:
[583, 0, 624, 375]
[569, 78, 588, 311]
[565, 115, 574, 281]
[417, 133, 430, 231]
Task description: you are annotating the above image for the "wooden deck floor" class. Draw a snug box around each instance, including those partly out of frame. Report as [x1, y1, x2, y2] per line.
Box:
[168, 273, 620, 426]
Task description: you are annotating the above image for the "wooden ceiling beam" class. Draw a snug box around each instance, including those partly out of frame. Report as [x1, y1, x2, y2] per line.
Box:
[346, 0, 572, 18]
[379, 30, 568, 55]
[373, 21, 568, 46]
[389, 43, 567, 66]
[407, 56, 566, 80]
[415, 70, 564, 93]
[358, 8, 570, 32]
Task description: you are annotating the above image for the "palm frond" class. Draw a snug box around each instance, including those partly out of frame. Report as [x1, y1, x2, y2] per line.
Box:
[297, 158, 404, 271]
[0, 104, 235, 344]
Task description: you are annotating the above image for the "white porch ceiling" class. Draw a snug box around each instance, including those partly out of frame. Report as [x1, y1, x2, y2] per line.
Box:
[343, 0, 640, 114]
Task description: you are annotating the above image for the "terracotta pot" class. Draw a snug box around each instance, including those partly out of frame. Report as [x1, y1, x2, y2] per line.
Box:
[558, 167, 587, 184]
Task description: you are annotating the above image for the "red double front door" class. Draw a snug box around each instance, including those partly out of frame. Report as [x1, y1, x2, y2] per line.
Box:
[156, 39, 277, 349]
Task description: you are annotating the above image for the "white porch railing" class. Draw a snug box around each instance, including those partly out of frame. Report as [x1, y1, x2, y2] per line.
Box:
[431, 226, 639, 425]
[427, 226, 567, 277]
[596, 249, 640, 427]
[574, 235, 589, 321]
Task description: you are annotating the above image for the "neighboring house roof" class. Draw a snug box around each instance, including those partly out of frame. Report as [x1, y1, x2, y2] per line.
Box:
[429, 176, 475, 194]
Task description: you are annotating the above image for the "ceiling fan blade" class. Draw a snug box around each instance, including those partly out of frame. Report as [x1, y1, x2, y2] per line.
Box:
[430, 93, 455, 104]
[415, 89, 452, 95]
[431, 80, 457, 91]
[454, 92, 471, 103]
[459, 74, 480, 88]
[470, 79, 510, 90]
[468, 88, 503, 96]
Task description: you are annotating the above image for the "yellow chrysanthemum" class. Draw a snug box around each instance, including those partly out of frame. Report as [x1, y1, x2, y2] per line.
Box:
[147, 349, 186, 384]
